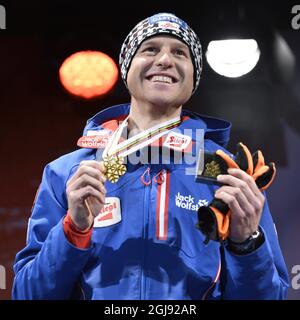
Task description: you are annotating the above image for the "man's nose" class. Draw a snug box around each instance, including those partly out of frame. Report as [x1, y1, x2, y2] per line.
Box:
[155, 51, 174, 68]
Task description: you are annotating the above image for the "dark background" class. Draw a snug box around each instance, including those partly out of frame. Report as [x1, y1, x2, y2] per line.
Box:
[0, 0, 300, 299]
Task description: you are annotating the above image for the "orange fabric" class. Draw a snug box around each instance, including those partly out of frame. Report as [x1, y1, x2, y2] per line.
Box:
[63, 213, 93, 249]
[211, 207, 230, 241]
[253, 150, 265, 173]
[239, 143, 253, 175]
[252, 165, 269, 181]
[181, 115, 190, 122]
[261, 163, 276, 190]
[216, 150, 239, 169]
[253, 162, 276, 191]
[101, 117, 126, 132]
[212, 144, 275, 241]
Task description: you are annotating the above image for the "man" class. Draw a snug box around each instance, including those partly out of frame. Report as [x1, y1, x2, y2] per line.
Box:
[13, 12, 289, 299]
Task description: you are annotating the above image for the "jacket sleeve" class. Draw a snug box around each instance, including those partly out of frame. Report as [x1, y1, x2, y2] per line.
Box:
[12, 162, 92, 299]
[216, 194, 290, 299]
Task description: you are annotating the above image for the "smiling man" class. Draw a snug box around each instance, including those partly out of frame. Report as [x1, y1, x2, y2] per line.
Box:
[13, 12, 289, 300]
[126, 36, 194, 131]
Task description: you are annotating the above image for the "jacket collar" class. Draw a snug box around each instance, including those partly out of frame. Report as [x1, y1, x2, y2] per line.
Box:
[84, 103, 231, 148]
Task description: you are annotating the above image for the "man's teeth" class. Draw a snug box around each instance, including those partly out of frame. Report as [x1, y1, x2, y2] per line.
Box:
[151, 75, 173, 83]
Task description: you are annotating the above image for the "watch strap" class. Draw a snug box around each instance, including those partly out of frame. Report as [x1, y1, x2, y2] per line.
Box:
[226, 227, 265, 255]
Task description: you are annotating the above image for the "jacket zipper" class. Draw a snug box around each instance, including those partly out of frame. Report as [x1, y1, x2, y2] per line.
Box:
[140, 167, 169, 299]
[140, 166, 220, 299]
[154, 169, 169, 240]
[140, 166, 151, 300]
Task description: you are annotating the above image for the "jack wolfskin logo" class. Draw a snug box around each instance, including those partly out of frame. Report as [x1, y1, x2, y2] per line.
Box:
[175, 192, 209, 211]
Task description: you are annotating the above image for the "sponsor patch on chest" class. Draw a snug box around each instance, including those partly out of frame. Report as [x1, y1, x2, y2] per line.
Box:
[94, 197, 121, 227]
[77, 129, 112, 149]
[163, 132, 192, 151]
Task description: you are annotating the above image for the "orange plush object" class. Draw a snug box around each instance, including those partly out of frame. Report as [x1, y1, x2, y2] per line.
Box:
[196, 142, 276, 243]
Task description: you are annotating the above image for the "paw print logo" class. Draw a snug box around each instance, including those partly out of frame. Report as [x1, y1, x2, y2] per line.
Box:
[198, 199, 209, 207]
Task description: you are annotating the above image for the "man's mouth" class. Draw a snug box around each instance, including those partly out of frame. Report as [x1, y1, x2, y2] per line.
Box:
[147, 75, 177, 84]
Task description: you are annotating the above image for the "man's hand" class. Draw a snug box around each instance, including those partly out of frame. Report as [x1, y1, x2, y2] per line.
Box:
[216, 168, 265, 243]
[66, 160, 107, 230]
[196, 143, 275, 243]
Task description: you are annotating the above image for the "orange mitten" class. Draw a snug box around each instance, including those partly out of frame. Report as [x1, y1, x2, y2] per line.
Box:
[196, 143, 276, 243]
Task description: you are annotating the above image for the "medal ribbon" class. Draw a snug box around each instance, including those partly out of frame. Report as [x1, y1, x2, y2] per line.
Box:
[101, 115, 181, 183]
[103, 116, 181, 159]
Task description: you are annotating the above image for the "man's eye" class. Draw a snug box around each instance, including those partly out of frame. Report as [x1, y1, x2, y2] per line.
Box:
[175, 49, 186, 56]
[144, 47, 157, 52]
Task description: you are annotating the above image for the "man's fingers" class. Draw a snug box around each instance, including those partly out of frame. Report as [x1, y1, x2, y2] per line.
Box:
[215, 191, 244, 218]
[217, 169, 265, 205]
[69, 186, 106, 205]
[67, 162, 106, 186]
[227, 168, 262, 198]
[67, 174, 106, 194]
[215, 168, 266, 242]
[215, 186, 258, 219]
[80, 160, 106, 174]
[66, 161, 108, 229]
[80, 160, 105, 170]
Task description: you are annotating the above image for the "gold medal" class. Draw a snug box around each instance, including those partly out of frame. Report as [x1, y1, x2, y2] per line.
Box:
[203, 160, 221, 178]
[103, 155, 127, 183]
[101, 115, 181, 183]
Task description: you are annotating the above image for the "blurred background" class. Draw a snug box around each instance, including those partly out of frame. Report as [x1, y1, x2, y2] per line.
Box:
[0, 0, 299, 299]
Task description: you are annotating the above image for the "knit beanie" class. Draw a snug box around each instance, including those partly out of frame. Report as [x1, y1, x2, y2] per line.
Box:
[119, 12, 202, 93]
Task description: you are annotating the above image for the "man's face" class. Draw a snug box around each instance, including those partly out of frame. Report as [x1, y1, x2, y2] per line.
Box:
[126, 36, 194, 109]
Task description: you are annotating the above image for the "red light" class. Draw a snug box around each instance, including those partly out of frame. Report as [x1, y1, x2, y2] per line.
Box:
[59, 51, 119, 99]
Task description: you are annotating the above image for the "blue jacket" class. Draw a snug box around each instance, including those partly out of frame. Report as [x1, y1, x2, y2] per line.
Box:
[13, 104, 289, 300]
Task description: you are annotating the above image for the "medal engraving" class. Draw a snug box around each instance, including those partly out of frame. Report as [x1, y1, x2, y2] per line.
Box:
[103, 155, 127, 183]
[203, 160, 221, 178]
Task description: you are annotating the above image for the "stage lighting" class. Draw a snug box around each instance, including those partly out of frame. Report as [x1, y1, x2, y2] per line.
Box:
[206, 39, 260, 78]
[59, 51, 118, 99]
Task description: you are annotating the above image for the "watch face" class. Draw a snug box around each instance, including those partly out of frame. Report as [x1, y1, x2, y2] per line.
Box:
[251, 230, 260, 239]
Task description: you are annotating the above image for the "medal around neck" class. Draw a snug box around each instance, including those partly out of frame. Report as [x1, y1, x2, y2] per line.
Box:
[101, 116, 128, 184]
[103, 154, 127, 183]
[101, 116, 181, 183]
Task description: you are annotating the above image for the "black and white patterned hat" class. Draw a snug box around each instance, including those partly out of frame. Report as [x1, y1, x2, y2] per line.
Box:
[119, 13, 202, 93]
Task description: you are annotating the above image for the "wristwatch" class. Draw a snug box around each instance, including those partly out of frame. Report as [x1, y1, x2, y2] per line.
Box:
[226, 228, 265, 255]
